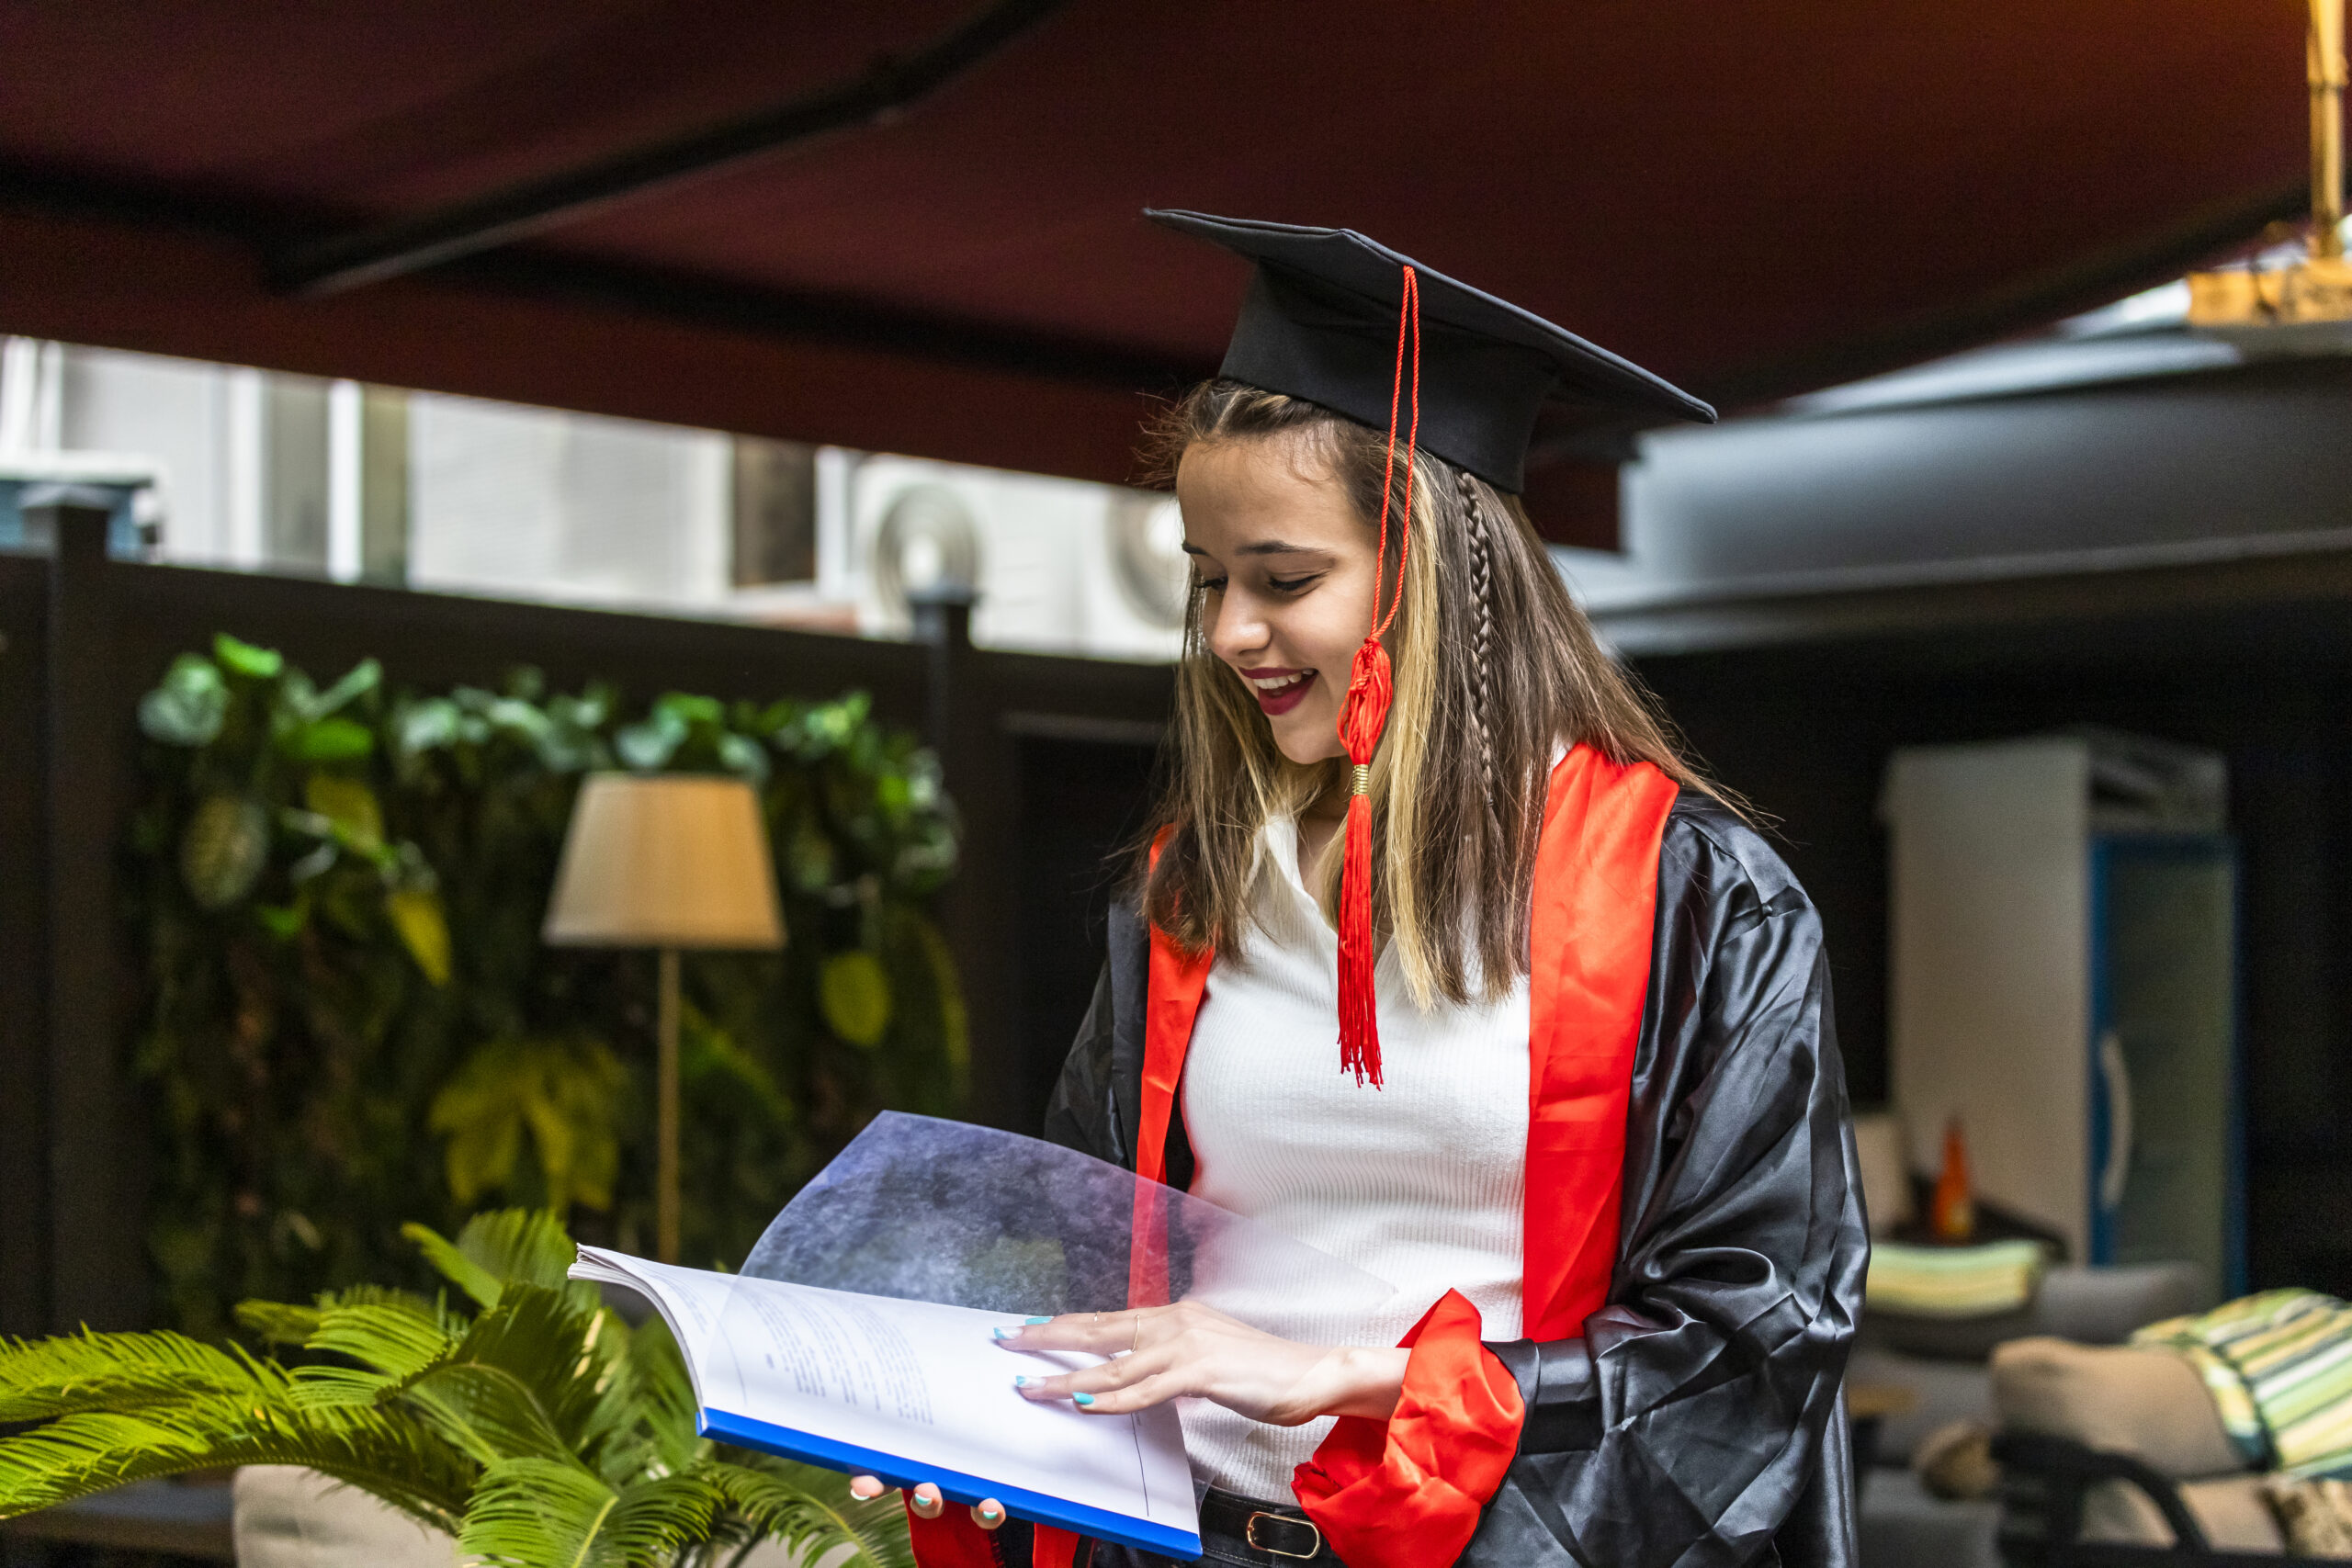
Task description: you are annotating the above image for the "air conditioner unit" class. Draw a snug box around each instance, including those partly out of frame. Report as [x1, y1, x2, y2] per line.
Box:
[846, 457, 1185, 661]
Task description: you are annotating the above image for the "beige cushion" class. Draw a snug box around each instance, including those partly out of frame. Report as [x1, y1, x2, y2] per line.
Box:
[1992, 1336, 2243, 1479]
[232, 1465, 837, 1568]
[2080, 1475, 2284, 1553]
[232, 1466, 458, 1567]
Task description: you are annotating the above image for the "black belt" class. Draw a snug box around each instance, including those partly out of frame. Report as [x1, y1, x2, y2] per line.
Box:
[1195, 1486, 1335, 1563]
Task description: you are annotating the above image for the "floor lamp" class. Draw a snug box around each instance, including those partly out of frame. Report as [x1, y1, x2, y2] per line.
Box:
[542, 773, 785, 1262]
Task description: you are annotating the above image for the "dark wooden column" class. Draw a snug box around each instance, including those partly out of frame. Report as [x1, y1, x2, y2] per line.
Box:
[914, 592, 1023, 1131]
[0, 559, 50, 1340]
[36, 498, 142, 1330]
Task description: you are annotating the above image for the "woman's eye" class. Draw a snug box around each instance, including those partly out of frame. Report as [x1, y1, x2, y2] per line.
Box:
[1267, 574, 1317, 593]
[1198, 576, 1227, 593]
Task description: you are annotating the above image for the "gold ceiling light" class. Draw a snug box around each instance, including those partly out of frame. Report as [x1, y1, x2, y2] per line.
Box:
[2188, 0, 2350, 333]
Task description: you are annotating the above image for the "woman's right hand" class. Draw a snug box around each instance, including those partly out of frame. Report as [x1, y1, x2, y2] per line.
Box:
[848, 1475, 1005, 1530]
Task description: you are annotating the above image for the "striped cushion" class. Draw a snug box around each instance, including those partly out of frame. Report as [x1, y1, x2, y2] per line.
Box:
[2133, 1291, 2352, 1478]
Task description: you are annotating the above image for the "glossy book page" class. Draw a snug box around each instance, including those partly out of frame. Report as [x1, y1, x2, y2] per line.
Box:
[571, 1248, 1199, 1557]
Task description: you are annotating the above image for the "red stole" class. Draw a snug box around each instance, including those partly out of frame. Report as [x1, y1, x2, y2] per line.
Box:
[1518, 746, 1679, 1337]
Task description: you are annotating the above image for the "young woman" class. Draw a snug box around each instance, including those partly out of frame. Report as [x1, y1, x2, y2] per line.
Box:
[875, 213, 1866, 1568]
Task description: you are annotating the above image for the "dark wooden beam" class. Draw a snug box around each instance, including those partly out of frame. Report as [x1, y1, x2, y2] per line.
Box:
[0, 201, 1166, 485]
[270, 0, 1073, 296]
[0, 164, 1199, 398]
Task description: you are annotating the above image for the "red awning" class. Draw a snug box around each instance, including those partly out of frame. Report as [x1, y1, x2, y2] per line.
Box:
[0, 2, 2317, 541]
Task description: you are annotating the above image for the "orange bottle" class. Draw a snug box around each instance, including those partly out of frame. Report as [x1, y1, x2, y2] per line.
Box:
[1931, 1116, 1975, 1242]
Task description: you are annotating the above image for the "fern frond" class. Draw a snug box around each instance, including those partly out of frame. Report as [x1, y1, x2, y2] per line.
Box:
[462, 1211, 580, 1291]
[402, 1221, 505, 1310]
[0, 1402, 475, 1532]
[347, 1282, 603, 1473]
[288, 1364, 404, 1411]
[237, 1285, 456, 1350]
[403, 1362, 575, 1467]
[635, 1333, 702, 1474]
[305, 1298, 458, 1382]
[460, 1456, 720, 1568]
[564, 1316, 639, 1485]
[594, 1470, 727, 1566]
[594, 1468, 728, 1567]
[440, 1285, 605, 1448]
[0, 1331, 277, 1423]
[587, 1314, 702, 1485]
[710, 1457, 914, 1568]
[235, 1301, 323, 1347]
[284, 1293, 471, 1417]
[459, 1458, 617, 1568]
[321, 1283, 464, 1325]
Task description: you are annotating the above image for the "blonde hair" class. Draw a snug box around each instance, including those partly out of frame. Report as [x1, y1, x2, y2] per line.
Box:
[1135, 381, 1724, 1006]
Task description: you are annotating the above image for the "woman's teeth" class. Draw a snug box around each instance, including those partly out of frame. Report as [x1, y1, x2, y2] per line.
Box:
[1251, 672, 1308, 694]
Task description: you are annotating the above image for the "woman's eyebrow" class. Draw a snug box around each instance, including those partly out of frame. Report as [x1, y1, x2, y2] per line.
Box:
[1179, 539, 1330, 558]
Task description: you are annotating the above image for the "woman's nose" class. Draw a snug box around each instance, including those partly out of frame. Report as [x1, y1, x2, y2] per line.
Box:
[1204, 592, 1270, 664]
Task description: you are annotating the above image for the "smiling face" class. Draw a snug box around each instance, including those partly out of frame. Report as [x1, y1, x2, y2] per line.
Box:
[1177, 434, 1383, 766]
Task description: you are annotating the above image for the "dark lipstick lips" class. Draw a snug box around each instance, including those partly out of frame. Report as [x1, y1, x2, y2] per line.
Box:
[1246, 668, 1317, 716]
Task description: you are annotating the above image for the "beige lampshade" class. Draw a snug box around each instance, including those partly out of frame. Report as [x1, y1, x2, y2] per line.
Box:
[543, 773, 786, 951]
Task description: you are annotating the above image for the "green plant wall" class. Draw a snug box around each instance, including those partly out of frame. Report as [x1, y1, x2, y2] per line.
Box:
[130, 636, 964, 1335]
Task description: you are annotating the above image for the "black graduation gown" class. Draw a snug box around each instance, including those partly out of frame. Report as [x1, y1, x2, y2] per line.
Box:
[1042, 792, 1869, 1568]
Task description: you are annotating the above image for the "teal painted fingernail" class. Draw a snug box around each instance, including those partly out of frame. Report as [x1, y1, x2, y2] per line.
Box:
[991, 1326, 1019, 1340]
[1012, 1375, 1032, 1388]
[980, 1504, 1002, 1520]
[1073, 1392, 1095, 1407]
[1024, 1315, 1051, 1325]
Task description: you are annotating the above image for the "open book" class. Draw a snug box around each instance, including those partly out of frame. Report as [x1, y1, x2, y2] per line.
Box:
[570, 1247, 1200, 1557]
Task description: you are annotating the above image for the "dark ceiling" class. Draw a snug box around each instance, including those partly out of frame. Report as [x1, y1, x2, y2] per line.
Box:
[0, 1, 2318, 539]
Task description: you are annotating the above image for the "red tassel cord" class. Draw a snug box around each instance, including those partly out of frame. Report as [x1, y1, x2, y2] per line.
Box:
[1333, 265, 1419, 1088]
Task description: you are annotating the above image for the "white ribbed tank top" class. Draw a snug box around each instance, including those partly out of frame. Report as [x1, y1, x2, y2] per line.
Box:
[1177, 813, 1530, 1501]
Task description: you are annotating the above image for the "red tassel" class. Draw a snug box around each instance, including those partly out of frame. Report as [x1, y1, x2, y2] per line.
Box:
[1336, 637, 1392, 1086]
[1337, 787, 1380, 1084]
[1327, 265, 1418, 1088]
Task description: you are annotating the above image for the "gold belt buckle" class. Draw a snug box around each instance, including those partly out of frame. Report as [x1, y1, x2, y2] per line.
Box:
[1244, 1509, 1322, 1560]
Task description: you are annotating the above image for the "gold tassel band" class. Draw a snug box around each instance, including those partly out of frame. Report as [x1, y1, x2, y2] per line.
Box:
[1351, 763, 1373, 795]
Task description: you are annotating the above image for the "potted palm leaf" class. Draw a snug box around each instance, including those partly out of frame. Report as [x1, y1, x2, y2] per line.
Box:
[0, 1210, 910, 1567]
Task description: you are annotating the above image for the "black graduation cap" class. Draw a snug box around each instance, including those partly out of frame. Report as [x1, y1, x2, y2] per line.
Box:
[1147, 210, 1716, 494]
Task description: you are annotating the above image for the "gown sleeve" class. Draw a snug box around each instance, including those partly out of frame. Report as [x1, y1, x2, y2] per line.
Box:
[1464, 801, 1868, 1568]
[1291, 1292, 1529, 1565]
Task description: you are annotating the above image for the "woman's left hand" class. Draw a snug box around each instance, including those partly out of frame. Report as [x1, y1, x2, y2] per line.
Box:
[997, 1302, 1408, 1427]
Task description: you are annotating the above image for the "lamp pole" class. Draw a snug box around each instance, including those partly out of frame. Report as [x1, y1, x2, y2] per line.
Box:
[2315, 0, 2346, 259]
[542, 773, 783, 1269]
[657, 946, 682, 1263]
